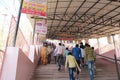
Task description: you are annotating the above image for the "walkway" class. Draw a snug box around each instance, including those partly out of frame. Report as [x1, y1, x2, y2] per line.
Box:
[31, 58, 118, 80]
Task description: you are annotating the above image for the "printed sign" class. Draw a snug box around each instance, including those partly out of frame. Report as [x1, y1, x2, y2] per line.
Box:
[21, 0, 47, 17]
[35, 20, 47, 34]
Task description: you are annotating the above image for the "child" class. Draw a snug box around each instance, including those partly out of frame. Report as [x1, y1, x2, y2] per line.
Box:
[65, 52, 81, 80]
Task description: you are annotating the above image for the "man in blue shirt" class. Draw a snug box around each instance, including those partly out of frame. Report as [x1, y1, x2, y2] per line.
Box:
[72, 44, 82, 75]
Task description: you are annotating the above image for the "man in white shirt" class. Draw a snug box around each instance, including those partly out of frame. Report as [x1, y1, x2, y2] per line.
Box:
[80, 46, 85, 68]
[55, 43, 64, 71]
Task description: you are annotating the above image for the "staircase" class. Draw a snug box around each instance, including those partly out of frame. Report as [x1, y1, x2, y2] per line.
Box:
[31, 58, 118, 80]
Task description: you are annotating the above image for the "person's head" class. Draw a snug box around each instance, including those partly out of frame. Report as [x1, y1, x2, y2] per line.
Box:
[80, 45, 84, 49]
[68, 52, 72, 55]
[59, 43, 62, 46]
[80, 42, 83, 45]
[85, 43, 90, 47]
[66, 47, 68, 50]
[80, 42, 85, 48]
[91, 47, 94, 50]
[75, 44, 79, 47]
[43, 42, 47, 47]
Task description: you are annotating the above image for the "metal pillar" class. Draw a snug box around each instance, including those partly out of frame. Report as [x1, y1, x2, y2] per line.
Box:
[112, 34, 120, 80]
[32, 18, 37, 45]
[12, 0, 24, 46]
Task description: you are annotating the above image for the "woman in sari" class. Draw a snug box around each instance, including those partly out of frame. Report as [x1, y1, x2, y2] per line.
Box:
[39, 42, 48, 65]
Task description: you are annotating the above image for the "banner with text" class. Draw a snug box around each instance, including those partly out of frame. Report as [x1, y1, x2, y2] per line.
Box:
[35, 20, 47, 34]
[22, 0, 47, 17]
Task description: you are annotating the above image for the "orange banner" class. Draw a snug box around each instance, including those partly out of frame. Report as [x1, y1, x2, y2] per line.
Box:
[21, 0, 47, 17]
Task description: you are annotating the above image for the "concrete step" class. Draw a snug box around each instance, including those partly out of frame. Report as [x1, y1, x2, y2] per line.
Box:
[31, 58, 119, 80]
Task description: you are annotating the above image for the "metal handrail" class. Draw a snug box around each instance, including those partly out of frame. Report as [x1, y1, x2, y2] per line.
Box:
[96, 53, 120, 61]
[96, 53, 120, 80]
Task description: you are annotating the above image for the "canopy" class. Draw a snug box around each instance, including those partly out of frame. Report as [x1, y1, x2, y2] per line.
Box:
[33, 0, 120, 40]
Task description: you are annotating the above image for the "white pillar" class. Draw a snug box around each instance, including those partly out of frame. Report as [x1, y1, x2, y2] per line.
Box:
[97, 38, 101, 54]
[112, 34, 117, 56]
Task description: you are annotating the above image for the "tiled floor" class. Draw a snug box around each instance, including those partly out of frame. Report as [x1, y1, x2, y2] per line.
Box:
[31, 58, 118, 80]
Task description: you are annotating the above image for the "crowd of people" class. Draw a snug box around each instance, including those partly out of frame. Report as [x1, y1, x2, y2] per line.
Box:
[39, 42, 96, 80]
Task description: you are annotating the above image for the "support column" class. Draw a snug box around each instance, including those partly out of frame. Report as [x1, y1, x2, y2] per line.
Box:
[32, 18, 37, 45]
[112, 34, 120, 80]
[12, 0, 24, 46]
[97, 38, 100, 54]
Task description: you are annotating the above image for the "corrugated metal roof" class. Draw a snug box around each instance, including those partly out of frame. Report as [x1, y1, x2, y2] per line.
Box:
[35, 0, 120, 40]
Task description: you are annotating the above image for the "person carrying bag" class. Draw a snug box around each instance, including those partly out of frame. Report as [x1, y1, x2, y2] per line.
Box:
[65, 52, 81, 80]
